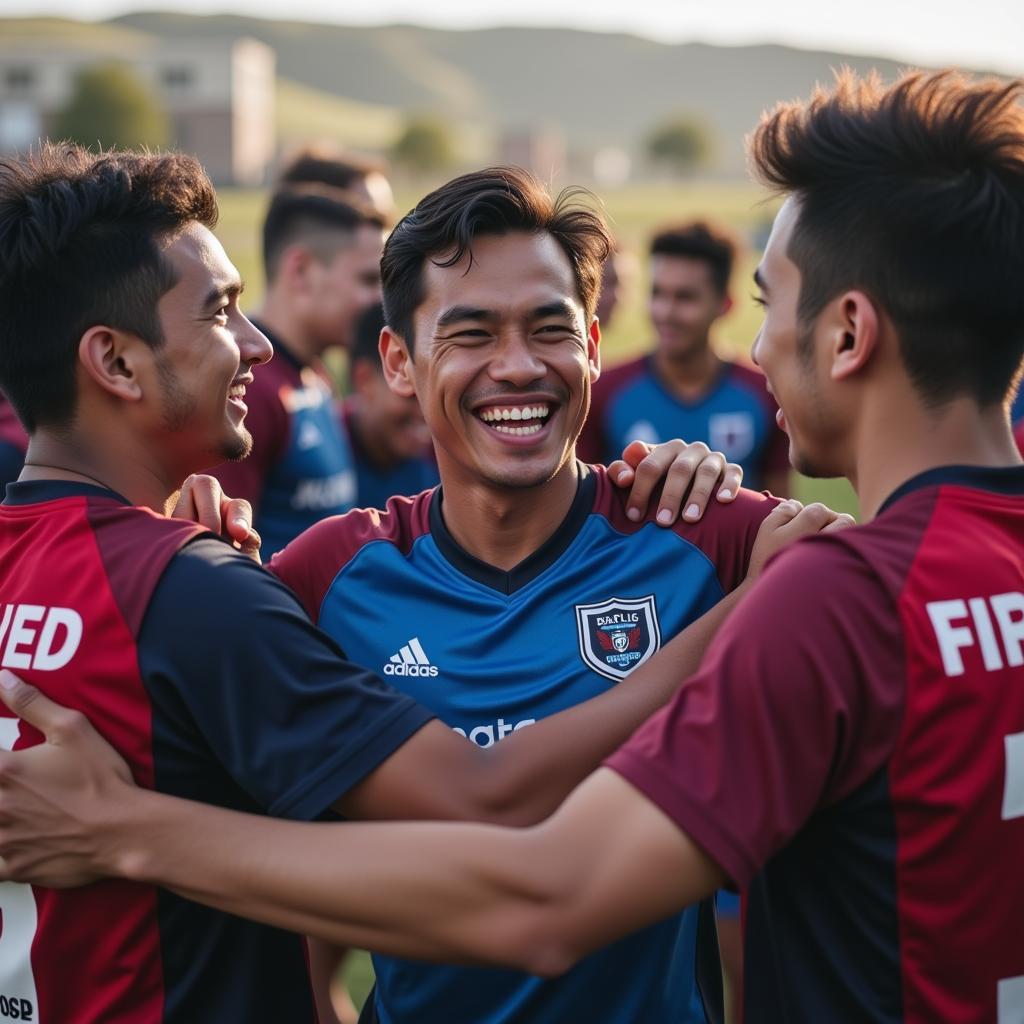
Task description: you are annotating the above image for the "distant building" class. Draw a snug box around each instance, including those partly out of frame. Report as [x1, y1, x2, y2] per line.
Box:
[499, 126, 566, 181]
[0, 34, 275, 185]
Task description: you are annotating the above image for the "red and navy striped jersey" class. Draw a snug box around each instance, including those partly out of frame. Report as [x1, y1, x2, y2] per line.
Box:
[609, 463, 1024, 1023]
[0, 480, 432, 1023]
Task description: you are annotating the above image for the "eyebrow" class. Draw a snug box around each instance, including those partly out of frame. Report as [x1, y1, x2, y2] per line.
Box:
[435, 305, 494, 329]
[532, 299, 578, 320]
[752, 268, 770, 295]
[201, 278, 245, 312]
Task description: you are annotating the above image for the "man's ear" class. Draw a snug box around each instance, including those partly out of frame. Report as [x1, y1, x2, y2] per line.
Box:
[380, 326, 416, 398]
[828, 290, 879, 382]
[587, 317, 601, 383]
[278, 244, 316, 295]
[78, 326, 145, 403]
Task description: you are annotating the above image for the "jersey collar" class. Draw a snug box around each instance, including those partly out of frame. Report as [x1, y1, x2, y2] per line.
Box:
[429, 463, 596, 596]
[3, 479, 131, 506]
[878, 462, 1024, 516]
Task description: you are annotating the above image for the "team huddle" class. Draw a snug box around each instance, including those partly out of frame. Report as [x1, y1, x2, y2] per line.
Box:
[0, 67, 1021, 1024]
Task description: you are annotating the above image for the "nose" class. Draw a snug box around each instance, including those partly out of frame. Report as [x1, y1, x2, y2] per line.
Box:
[487, 333, 546, 386]
[239, 315, 273, 367]
[750, 328, 763, 367]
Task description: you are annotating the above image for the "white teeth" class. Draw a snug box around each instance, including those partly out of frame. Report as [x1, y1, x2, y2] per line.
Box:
[479, 404, 550, 424]
[492, 422, 544, 436]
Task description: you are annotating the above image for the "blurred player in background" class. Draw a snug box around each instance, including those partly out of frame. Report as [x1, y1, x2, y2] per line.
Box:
[343, 303, 438, 510]
[277, 144, 396, 224]
[9, 70, 1023, 1024]
[580, 221, 790, 496]
[211, 188, 384, 554]
[594, 242, 636, 330]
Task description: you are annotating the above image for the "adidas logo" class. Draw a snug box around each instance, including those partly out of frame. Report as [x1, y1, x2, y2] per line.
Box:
[384, 637, 439, 677]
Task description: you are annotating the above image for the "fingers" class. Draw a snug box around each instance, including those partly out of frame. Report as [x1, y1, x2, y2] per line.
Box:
[172, 475, 225, 534]
[222, 498, 255, 546]
[606, 441, 656, 489]
[677, 454, 744, 522]
[0, 670, 87, 745]
[623, 440, 700, 523]
[237, 527, 263, 565]
[823, 512, 857, 533]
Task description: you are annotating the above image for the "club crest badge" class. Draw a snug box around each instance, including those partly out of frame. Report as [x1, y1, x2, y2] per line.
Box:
[575, 595, 661, 682]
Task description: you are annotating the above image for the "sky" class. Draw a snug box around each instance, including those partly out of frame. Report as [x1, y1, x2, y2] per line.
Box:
[5, 0, 1024, 75]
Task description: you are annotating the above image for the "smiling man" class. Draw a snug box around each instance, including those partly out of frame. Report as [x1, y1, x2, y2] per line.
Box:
[5, 70, 1022, 1024]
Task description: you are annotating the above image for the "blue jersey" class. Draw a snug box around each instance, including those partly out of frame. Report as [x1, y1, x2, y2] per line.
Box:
[271, 464, 775, 1024]
[579, 355, 789, 491]
[214, 327, 357, 556]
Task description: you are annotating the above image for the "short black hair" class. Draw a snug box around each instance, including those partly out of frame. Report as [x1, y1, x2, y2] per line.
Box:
[351, 303, 386, 370]
[0, 143, 217, 432]
[750, 69, 1024, 407]
[276, 146, 385, 192]
[262, 187, 384, 283]
[649, 221, 736, 294]
[380, 167, 611, 354]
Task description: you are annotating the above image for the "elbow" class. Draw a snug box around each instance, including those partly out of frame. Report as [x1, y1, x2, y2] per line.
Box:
[483, 893, 593, 977]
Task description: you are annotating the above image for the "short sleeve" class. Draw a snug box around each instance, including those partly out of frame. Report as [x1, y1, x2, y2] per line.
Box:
[138, 538, 434, 820]
[606, 536, 906, 886]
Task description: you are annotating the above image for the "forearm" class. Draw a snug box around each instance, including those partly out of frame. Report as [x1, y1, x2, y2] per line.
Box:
[112, 770, 714, 973]
[473, 580, 752, 824]
[113, 786, 565, 971]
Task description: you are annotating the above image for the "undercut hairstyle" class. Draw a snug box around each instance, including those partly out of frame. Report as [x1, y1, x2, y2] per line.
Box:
[262, 188, 384, 283]
[649, 221, 736, 294]
[749, 69, 1024, 407]
[0, 143, 217, 432]
[380, 167, 612, 353]
[276, 145, 386, 192]
[351, 303, 386, 370]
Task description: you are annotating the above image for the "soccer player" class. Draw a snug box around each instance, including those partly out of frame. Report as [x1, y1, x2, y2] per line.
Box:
[0, 144, 829, 1024]
[343, 303, 438, 510]
[277, 144, 397, 224]
[5, 70, 1021, 1024]
[579, 220, 791, 495]
[211, 187, 384, 554]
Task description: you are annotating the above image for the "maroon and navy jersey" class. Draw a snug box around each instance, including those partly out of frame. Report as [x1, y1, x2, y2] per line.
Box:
[0, 480, 432, 1023]
[578, 355, 789, 491]
[608, 463, 1024, 1023]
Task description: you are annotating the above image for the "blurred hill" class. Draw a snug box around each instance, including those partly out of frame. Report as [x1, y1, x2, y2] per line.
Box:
[4, 13, 988, 175]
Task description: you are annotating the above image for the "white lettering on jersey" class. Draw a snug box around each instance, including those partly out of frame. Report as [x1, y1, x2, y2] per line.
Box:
[291, 472, 356, 511]
[999, 975, 1024, 1023]
[0, 719, 39, 1022]
[0, 606, 82, 673]
[451, 718, 536, 748]
[926, 592, 1024, 677]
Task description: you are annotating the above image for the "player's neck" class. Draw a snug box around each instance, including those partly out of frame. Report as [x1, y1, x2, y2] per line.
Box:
[20, 430, 182, 515]
[854, 395, 1022, 520]
[437, 459, 580, 571]
[653, 344, 720, 398]
[253, 299, 321, 366]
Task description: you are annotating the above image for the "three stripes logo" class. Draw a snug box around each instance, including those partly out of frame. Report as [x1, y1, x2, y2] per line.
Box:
[384, 637, 439, 678]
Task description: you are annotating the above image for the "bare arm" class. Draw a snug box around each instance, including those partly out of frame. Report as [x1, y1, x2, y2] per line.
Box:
[0, 690, 719, 976]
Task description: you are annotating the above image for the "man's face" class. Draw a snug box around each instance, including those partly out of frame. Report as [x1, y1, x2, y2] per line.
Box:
[400, 231, 599, 491]
[648, 254, 729, 360]
[306, 224, 384, 351]
[751, 198, 843, 478]
[151, 223, 272, 470]
[355, 364, 432, 465]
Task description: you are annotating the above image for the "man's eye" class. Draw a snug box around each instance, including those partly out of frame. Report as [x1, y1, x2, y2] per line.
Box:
[750, 294, 767, 308]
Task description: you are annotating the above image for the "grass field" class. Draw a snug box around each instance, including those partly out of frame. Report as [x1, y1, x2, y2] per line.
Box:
[218, 179, 857, 1011]
[216, 180, 859, 518]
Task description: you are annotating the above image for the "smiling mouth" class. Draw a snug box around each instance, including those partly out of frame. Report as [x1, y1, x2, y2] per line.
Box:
[476, 403, 553, 437]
